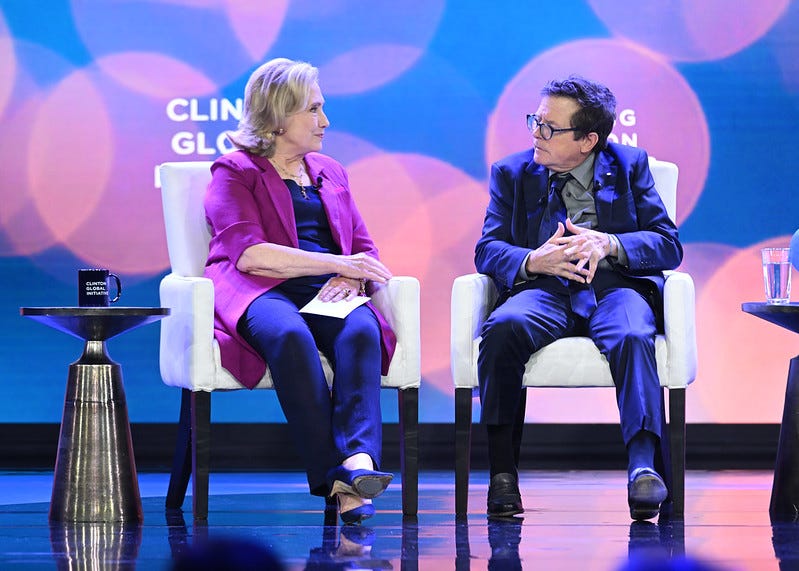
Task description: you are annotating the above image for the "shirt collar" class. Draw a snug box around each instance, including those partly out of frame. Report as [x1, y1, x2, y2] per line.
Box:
[550, 154, 595, 191]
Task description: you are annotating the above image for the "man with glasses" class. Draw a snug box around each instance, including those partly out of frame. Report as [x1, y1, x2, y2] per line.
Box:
[474, 76, 683, 520]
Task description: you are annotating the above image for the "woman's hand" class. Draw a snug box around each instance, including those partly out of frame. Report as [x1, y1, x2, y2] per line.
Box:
[318, 276, 364, 302]
[335, 253, 393, 283]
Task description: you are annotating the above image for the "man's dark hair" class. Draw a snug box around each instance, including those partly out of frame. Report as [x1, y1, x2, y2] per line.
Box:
[541, 75, 616, 151]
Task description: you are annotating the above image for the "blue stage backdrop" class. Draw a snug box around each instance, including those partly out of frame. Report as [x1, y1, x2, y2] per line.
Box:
[2, 0, 799, 424]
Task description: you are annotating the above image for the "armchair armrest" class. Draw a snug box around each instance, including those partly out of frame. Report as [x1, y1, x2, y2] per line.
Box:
[159, 273, 216, 390]
[662, 270, 698, 388]
[451, 273, 498, 389]
[371, 276, 421, 389]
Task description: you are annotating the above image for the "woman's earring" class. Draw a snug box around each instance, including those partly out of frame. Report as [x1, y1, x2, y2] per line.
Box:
[274, 128, 286, 135]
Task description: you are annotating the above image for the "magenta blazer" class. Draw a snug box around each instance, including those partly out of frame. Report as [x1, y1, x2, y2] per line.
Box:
[204, 150, 397, 389]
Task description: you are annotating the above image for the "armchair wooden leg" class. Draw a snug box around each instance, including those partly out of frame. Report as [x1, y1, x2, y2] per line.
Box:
[455, 387, 473, 517]
[166, 388, 192, 510]
[668, 387, 686, 517]
[191, 391, 211, 520]
[398, 388, 419, 517]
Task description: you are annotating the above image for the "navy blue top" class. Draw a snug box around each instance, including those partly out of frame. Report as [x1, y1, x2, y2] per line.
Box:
[276, 179, 339, 295]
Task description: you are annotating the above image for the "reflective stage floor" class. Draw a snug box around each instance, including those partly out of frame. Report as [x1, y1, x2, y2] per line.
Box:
[0, 469, 794, 570]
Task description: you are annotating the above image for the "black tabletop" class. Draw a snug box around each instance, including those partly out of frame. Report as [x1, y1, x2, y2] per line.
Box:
[742, 302, 799, 335]
[20, 307, 170, 341]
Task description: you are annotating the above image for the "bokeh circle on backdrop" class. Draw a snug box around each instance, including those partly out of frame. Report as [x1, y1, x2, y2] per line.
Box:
[24, 57, 210, 275]
[70, 0, 289, 96]
[766, 1, 799, 96]
[28, 69, 114, 244]
[318, 45, 425, 95]
[486, 39, 709, 226]
[346, 151, 487, 388]
[696, 237, 797, 423]
[95, 52, 217, 99]
[71, 0, 445, 99]
[0, 10, 15, 119]
[0, 95, 59, 257]
[322, 131, 384, 167]
[0, 41, 86, 257]
[346, 153, 435, 280]
[678, 242, 739, 293]
[588, 0, 790, 62]
[300, 0, 445, 96]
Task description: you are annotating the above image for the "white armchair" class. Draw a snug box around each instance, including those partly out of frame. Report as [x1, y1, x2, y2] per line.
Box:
[158, 161, 421, 520]
[451, 158, 697, 517]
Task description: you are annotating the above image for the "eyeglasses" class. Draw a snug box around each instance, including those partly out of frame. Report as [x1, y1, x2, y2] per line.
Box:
[526, 114, 581, 140]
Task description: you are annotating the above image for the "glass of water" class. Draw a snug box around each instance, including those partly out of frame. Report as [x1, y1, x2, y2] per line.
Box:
[762, 247, 792, 304]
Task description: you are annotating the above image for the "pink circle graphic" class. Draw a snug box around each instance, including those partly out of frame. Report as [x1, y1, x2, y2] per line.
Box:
[322, 131, 383, 166]
[767, 4, 799, 95]
[696, 238, 797, 423]
[302, 0, 445, 95]
[28, 69, 114, 243]
[524, 387, 620, 424]
[678, 242, 738, 294]
[588, 0, 790, 62]
[96, 52, 217, 98]
[0, 94, 60, 256]
[320, 45, 424, 95]
[0, 41, 92, 257]
[25, 62, 207, 274]
[346, 153, 486, 388]
[70, 0, 288, 96]
[59, 72, 188, 274]
[346, 153, 434, 279]
[225, 0, 289, 60]
[486, 39, 709, 226]
[0, 11, 15, 119]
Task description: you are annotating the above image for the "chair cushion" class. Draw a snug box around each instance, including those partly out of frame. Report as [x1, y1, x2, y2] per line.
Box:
[159, 273, 422, 392]
[467, 334, 669, 388]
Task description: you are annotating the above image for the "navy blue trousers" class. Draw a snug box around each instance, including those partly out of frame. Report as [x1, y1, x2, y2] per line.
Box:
[239, 287, 383, 496]
[478, 286, 663, 446]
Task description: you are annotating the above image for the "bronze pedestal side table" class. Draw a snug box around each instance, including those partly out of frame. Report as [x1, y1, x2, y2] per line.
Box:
[20, 306, 169, 523]
[742, 301, 799, 520]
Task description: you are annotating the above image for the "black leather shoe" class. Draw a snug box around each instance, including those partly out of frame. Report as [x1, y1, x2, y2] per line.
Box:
[487, 473, 524, 517]
[628, 467, 668, 521]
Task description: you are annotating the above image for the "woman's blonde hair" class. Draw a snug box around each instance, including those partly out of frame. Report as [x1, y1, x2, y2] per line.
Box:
[227, 58, 319, 157]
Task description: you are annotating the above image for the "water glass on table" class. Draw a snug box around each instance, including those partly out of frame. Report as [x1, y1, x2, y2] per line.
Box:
[762, 247, 792, 304]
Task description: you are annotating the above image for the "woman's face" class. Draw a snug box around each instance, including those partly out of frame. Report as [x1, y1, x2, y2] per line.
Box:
[275, 82, 329, 157]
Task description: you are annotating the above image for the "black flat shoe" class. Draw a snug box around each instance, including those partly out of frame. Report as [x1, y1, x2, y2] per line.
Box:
[327, 465, 393, 499]
[628, 467, 668, 521]
[487, 473, 524, 518]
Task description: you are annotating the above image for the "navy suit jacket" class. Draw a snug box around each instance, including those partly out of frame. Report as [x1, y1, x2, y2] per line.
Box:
[475, 143, 683, 313]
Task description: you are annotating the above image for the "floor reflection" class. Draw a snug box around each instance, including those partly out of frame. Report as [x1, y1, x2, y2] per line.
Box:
[163, 505, 419, 571]
[772, 520, 799, 571]
[303, 524, 390, 570]
[455, 520, 471, 571]
[0, 470, 794, 569]
[487, 517, 523, 571]
[49, 521, 143, 570]
[627, 518, 685, 561]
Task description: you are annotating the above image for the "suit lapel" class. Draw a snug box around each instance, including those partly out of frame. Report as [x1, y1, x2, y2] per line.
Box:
[593, 151, 618, 226]
[523, 160, 549, 248]
[306, 155, 349, 254]
[251, 154, 298, 245]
